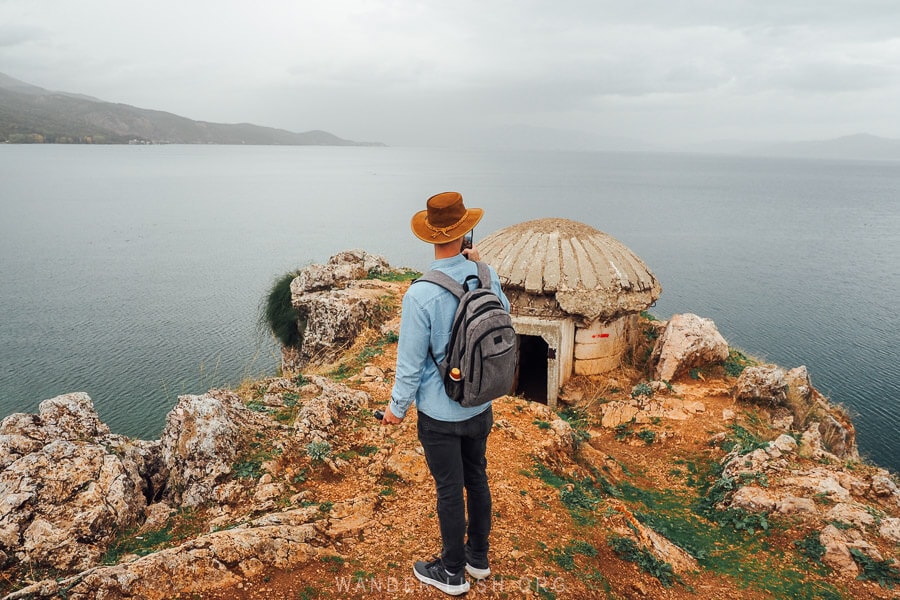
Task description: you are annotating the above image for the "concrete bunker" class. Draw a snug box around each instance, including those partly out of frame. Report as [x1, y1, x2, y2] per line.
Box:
[479, 218, 662, 408]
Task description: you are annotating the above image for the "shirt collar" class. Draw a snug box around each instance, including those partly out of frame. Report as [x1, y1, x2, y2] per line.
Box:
[430, 253, 467, 270]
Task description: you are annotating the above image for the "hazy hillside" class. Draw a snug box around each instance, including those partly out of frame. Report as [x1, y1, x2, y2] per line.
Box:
[750, 133, 900, 161]
[0, 73, 383, 146]
[685, 133, 900, 161]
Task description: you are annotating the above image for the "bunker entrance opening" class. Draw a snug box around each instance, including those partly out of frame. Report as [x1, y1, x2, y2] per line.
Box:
[515, 334, 549, 404]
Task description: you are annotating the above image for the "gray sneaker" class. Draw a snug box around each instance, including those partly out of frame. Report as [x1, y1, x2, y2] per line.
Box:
[413, 558, 471, 596]
[465, 544, 491, 580]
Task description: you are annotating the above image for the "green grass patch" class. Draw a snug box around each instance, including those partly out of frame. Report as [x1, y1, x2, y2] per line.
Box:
[260, 271, 303, 348]
[366, 268, 420, 282]
[636, 429, 657, 445]
[327, 331, 399, 380]
[616, 454, 844, 600]
[851, 549, 900, 588]
[723, 348, 756, 377]
[103, 525, 173, 564]
[631, 382, 653, 398]
[550, 540, 598, 571]
[102, 507, 204, 565]
[557, 407, 592, 448]
[609, 535, 677, 587]
[232, 439, 282, 480]
[718, 423, 770, 456]
[530, 461, 609, 525]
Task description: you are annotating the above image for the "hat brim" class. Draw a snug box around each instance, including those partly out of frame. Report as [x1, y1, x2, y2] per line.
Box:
[410, 207, 484, 244]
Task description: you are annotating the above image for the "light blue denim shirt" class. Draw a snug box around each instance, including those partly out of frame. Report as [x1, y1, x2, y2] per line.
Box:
[389, 254, 511, 422]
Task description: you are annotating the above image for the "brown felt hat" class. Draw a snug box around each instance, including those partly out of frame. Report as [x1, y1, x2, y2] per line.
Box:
[410, 191, 483, 244]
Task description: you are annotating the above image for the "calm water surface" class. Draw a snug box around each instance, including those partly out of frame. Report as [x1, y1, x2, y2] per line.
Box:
[1, 145, 897, 470]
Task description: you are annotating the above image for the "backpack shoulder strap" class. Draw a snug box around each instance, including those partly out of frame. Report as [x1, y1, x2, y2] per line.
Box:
[412, 269, 465, 299]
[474, 261, 493, 290]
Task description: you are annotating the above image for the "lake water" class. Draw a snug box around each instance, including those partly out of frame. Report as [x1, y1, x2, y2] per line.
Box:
[1, 145, 898, 471]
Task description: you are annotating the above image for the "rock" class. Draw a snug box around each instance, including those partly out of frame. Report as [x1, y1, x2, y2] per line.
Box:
[817, 413, 858, 460]
[775, 496, 818, 515]
[7, 513, 318, 599]
[607, 500, 699, 576]
[292, 249, 387, 293]
[769, 434, 798, 455]
[771, 410, 794, 431]
[326, 495, 377, 539]
[798, 424, 839, 461]
[827, 503, 876, 529]
[871, 472, 900, 498]
[358, 365, 386, 382]
[650, 313, 729, 382]
[0, 394, 147, 572]
[0, 439, 146, 572]
[733, 365, 788, 407]
[820, 525, 859, 577]
[730, 486, 777, 513]
[384, 448, 428, 483]
[784, 366, 814, 405]
[878, 517, 900, 543]
[160, 390, 268, 508]
[330, 249, 391, 276]
[294, 377, 368, 443]
[782, 366, 858, 459]
[290, 280, 398, 367]
[0, 392, 111, 469]
[102, 435, 167, 503]
[599, 401, 640, 428]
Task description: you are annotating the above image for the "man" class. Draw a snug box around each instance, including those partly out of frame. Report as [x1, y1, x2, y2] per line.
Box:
[381, 191, 510, 596]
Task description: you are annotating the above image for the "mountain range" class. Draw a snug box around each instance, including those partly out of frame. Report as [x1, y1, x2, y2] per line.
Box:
[3, 71, 899, 159]
[0, 72, 383, 146]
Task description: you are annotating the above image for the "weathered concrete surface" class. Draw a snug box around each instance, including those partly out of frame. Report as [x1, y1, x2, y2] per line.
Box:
[478, 218, 661, 321]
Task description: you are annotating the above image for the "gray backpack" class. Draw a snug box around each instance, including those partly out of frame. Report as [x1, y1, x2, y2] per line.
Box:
[415, 261, 517, 407]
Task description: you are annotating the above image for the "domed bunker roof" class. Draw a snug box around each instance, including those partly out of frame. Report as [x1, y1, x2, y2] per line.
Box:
[478, 218, 662, 321]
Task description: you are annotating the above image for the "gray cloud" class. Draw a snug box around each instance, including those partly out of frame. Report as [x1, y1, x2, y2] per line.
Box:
[1, 0, 899, 146]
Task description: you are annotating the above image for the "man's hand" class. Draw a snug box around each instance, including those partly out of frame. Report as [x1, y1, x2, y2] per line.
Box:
[381, 405, 404, 425]
[462, 245, 480, 261]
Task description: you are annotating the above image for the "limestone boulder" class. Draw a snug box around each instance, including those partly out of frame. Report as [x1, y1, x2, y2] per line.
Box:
[0, 392, 111, 470]
[0, 439, 146, 572]
[160, 390, 269, 508]
[292, 249, 389, 293]
[782, 366, 858, 459]
[733, 365, 788, 407]
[0, 394, 148, 572]
[6, 508, 320, 600]
[650, 313, 729, 381]
[294, 377, 368, 444]
[290, 280, 398, 367]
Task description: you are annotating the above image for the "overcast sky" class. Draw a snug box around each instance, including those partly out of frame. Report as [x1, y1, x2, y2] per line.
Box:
[2, 0, 899, 148]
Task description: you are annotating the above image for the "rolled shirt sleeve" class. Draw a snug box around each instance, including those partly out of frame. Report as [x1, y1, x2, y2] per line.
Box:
[388, 291, 430, 418]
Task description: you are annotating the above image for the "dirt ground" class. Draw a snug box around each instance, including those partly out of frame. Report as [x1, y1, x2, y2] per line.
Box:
[193, 327, 897, 600]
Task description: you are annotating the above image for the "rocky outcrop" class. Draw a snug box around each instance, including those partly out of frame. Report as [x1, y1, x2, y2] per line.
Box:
[294, 376, 368, 445]
[715, 428, 898, 579]
[734, 365, 857, 459]
[650, 313, 730, 381]
[6, 508, 321, 600]
[160, 390, 271, 508]
[0, 394, 147, 572]
[288, 250, 399, 369]
[0, 376, 376, 590]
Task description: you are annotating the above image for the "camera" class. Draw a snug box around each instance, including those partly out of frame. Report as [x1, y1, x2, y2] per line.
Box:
[461, 230, 474, 252]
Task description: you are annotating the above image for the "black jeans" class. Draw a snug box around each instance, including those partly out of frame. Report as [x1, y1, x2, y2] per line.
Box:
[417, 408, 493, 574]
